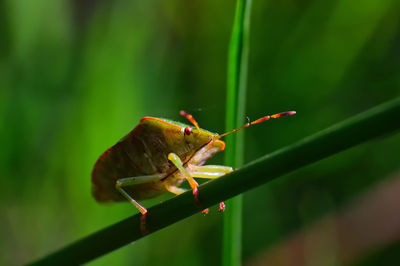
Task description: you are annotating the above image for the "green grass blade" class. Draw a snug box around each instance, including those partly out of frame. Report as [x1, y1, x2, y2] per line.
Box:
[223, 0, 252, 265]
[29, 98, 400, 266]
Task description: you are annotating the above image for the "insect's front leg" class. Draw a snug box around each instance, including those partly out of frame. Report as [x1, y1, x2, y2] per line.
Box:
[188, 165, 233, 178]
[168, 152, 231, 212]
[167, 153, 202, 206]
[188, 165, 233, 212]
[164, 180, 212, 214]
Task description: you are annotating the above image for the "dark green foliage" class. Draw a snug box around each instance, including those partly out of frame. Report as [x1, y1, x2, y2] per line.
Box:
[2, 1, 400, 265]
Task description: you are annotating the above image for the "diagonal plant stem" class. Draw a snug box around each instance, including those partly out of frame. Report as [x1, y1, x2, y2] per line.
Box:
[29, 98, 400, 265]
[223, 0, 252, 265]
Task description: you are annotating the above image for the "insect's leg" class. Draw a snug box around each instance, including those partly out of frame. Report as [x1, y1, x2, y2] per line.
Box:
[165, 184, 187, 195]
[188, 165, 233, 212]
[189, 165, 233, 179]
[190, 165, 233, 173]
[115, 185, 147, 215]
[165, 182, 210, 214]
[115, 174, 162, 214]
[168, 153, 199, 191]
[116, 174, 162, 235]
[168, 153, 203, 206]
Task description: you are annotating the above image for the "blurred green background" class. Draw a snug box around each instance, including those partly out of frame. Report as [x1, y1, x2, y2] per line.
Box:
[1, 0, 400, 265]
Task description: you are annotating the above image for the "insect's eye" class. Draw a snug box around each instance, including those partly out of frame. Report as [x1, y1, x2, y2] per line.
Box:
[184, 126, 192, 136]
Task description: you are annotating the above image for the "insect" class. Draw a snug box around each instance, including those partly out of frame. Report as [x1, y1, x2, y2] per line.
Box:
[91, 110, 295, 233]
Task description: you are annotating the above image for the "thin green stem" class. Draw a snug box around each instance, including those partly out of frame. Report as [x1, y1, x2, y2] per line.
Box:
[29, 98, 400, 266]
[223, 0, 252, 265]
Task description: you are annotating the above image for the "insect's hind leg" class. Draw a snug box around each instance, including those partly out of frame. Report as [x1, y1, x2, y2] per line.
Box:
[115, 174, 162, 215]
[116, 174, 162, 235]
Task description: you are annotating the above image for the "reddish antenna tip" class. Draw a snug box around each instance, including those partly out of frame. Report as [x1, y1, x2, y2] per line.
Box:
[286, 111, 297, 116]
[270, 111, 296, 119]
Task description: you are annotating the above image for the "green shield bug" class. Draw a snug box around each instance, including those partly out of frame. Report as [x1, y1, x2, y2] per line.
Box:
[92, 110, 295, 233]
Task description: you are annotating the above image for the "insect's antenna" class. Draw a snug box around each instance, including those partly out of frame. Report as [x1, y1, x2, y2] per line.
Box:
[180, 110, 201, 132]
[218, 111, 296, 138]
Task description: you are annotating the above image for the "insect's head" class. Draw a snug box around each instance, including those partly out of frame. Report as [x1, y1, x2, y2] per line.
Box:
[181, 123, 215, 145]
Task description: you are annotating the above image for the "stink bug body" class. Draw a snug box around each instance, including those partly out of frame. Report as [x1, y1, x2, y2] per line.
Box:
[91, 110, 295, 229]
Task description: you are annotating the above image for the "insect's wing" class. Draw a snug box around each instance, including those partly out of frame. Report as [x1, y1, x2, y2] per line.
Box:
[91, 117, 214, 203]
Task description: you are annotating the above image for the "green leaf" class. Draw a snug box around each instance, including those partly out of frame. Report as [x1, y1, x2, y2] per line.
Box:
[223, 0, 253, 265]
